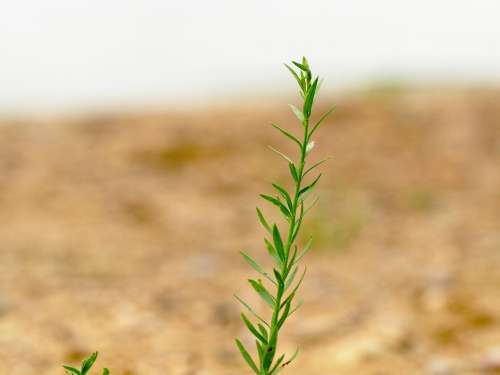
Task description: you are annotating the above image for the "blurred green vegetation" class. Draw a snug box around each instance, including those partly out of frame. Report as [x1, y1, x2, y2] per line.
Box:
[137, 141, 227, 170]
[302, 185, 370, 251]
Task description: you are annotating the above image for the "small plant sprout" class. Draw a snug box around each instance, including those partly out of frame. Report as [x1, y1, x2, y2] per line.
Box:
[235, 57, 333, 374]
[63, 352, 109, 375]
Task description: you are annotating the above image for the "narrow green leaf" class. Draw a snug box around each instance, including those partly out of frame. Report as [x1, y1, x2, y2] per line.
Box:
[288, 299, 304, 317]
[281, 268, 307, 307]
[293, 245, 311, 266]
[291, 202, 304, 242]
[256, 207, 272, 234]
[299, 70, 306, 90]
[241, 313, 268, 343]
[258, 324, 268, 341]
[278, 299, 291, 328]
[284, 266, 299, 290]
[288, 245, 298, 268]
[298, 72, 306, 97]
[269, 354, 286, 375]
[272, 225, 286, 262]
[240, 251, 276, 285]
[273, 268, 285, 290]
[234, 294, 269, 327]
[249, 279, 275, 308]
[317, 78, 325, 95]
[268, 145, 294, 164]
[292, 61, 308, 72]
[260, 194, 291, 218]
[304, 158, 330, 176]
[240, 251, 265, 275]
[272, 183, 293, 212]
[309, 106, 335, 137]
[288, 104, 304, 124]
[305, 63, 312, 82]
[284, 64, 304, 91]
[283, 348, 300, 368]
[304, 196, 319, 217]
[299, 173, 322, 196]
[303, 77, 319, 118]
[63, 366, 80, 375]
[288, 163, 299, 183]
[236, 339, 260, 375]
[294, 237, 312, 266]
[264, 239, 283, 267]
[256, 340, 264, 364]
[271, 123, 302, 148]
[81, 352, 98, 375]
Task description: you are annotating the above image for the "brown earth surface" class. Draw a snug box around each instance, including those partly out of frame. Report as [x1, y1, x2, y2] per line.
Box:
[0, 87, 499, 374]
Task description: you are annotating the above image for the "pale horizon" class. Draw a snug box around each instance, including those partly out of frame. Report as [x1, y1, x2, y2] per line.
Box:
[2, 0, 500, 114]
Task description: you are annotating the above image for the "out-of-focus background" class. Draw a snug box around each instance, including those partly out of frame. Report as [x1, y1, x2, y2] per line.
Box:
[1, 1, 500, 374]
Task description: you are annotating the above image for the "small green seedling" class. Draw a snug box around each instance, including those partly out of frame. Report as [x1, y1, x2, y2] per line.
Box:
[63, 351, 109, 375]
[235, 57, 333, 374]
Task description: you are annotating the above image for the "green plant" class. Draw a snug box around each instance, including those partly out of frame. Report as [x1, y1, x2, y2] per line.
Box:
[235, 57, 333, 374]
[63, 352, 109, 375]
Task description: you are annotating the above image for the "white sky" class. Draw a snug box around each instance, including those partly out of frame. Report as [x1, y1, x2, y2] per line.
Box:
[1, 0, 500, 113]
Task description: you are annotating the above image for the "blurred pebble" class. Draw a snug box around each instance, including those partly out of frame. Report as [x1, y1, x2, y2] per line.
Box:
[479, 347, 500, 372]
[212, 302, 236, 327]
[428, 358, 455, 375]
[187, 254, 219, 279]
[154, 292, 178, 312]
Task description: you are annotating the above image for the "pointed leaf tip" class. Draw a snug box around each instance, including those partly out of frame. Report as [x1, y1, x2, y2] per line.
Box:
[235, 339, 260, 374]
[63, 366, 80, 375]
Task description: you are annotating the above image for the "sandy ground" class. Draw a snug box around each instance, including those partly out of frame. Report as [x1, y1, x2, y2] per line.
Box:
[0, 87, 499, 374]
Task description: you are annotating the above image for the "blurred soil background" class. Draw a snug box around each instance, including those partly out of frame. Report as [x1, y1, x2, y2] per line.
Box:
[0, 87, 499, 374]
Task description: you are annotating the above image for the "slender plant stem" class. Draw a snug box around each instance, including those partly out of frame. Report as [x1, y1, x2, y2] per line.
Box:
[236, 57, 332, 375]
[263, 105, 310, 375]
